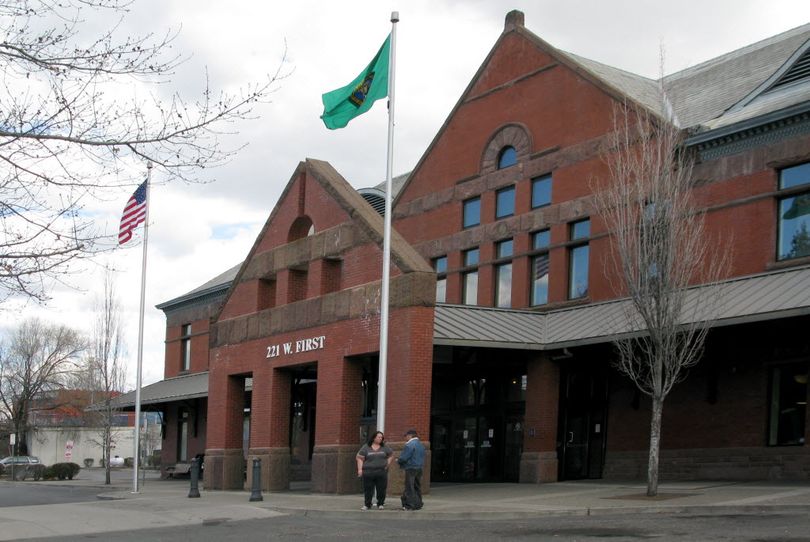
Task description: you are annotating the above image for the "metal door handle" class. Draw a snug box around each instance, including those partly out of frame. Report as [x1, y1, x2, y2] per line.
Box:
[567, 431, 574, 444]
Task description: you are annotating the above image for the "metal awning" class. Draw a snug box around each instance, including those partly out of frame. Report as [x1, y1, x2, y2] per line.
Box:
[434, 265, 810, 349]
[104, 372, 209, 410]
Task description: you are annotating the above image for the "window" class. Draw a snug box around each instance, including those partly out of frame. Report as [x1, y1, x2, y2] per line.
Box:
[531, 174, 552, 208]
[531, 230, 551, 306]
[463, 197, 481, 229]
[495, 240, 513, 308]
[178, 409, 189, 461]
[568, 219, 590, 299]
[778, 162, 810, 260]
[180, 324, 191, 372]
[434, 256, 447, 303]
[462, 248, 479, 305]
[495, 186, 515, 218]
[498, 146, 517, 169]
[768, 364, 808, 446]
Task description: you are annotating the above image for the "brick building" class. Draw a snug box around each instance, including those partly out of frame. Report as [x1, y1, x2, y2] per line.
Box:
[114, 11, 810, 491]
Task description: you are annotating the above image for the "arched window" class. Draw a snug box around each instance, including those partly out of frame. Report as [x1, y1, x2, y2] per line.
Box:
[288, 216, 314, 242]
[498, 146, 517, 169]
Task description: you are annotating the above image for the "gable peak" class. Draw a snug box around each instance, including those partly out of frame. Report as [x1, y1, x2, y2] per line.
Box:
[504, 10, 525, 33]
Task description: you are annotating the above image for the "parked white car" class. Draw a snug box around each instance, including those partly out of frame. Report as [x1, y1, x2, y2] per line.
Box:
[109, 456, 125, 467]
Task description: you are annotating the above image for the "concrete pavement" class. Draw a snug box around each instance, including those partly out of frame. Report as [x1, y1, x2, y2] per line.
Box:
[1, 469, 810, 540]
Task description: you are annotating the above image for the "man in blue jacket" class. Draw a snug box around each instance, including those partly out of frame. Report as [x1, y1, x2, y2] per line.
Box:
[398, 429, 426, 510]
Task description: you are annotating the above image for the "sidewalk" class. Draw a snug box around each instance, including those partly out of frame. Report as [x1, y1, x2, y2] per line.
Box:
[1, 475, 810, 540]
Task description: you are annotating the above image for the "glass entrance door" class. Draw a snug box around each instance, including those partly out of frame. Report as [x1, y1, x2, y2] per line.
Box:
[559, 368, 608, 480]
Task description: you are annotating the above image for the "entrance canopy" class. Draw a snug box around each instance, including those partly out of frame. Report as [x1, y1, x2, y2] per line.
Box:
[434, 265, 810, 350]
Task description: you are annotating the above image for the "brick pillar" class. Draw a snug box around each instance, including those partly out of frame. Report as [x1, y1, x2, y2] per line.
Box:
[311, 353, 364, 494]
[206, 372, 246, 490]
[382, 306, 434, 495]
[248, 366, 291, 491]
[520, 354, 560, 483]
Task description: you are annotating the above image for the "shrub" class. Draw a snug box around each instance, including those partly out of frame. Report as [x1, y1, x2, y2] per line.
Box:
[124, 457, 134, 467]
[83, 458, 94, 468]
[0, 463, 4, 476]
[43, 466, 56, 480]
[28, 464, 45, 481]
[50, 462, 81, 480]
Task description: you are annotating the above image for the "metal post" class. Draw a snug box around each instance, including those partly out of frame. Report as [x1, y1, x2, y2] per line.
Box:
[249, 458, 263, 502]
[188, 457, 201, 498]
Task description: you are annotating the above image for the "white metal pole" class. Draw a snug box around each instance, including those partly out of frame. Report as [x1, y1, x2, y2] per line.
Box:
[377, 11, 398, 434]
[133, 162, 152, 493]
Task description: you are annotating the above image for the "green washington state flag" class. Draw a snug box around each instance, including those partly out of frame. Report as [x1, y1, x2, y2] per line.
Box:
[321, 34, 391, 129]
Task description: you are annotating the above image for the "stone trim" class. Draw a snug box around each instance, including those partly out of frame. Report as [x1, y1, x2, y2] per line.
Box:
[481, 123, 533, 175]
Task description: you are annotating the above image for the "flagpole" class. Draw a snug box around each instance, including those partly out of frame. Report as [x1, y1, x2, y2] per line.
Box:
[132, 162, 152, 493]
[377, 12, 398, 434]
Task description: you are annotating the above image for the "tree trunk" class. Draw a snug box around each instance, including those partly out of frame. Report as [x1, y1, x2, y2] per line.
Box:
[647, 396, 664, 496]
[105, 426, 111, 485]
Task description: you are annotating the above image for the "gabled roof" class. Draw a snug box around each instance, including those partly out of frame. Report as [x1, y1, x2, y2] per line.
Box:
[213, 158, 430, 321]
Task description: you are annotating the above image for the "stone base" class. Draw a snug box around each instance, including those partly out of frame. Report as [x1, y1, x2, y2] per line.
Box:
[519, 451, 559, 483]
[247, 447, 290, 491]
[204, 448, 245, 490]
[311, 445, 361, 494]
[604, 447, 810, 481]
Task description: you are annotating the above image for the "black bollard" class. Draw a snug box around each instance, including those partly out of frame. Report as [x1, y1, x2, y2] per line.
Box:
[188, 457, 201, 498]
[249, 457, 263, 502]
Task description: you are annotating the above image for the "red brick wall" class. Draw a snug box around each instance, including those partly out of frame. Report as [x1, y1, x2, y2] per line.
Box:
[164, 317, 211, 378]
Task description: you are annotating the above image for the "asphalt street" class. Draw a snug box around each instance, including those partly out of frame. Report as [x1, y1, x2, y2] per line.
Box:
[17, 510, 810, 542]
[0, 484, 101, 508]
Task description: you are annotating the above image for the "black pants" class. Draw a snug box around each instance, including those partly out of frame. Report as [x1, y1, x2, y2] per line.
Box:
[362, 469, 388, 507]
[401, 468, 423, 510]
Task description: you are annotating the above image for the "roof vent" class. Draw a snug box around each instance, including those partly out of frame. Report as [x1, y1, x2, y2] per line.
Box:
[358, 188, 386, 216]
[768, 47, 810, 92]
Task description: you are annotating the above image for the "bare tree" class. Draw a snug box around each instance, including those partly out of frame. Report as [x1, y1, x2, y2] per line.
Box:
[0, 0, 285, 302]
[78, 269, 126, 484]
[0, 318, 85, 456]
[592, 98, 727, 496]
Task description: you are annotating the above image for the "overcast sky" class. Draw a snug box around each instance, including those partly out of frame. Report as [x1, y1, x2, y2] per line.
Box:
[3, 0, 810, 389]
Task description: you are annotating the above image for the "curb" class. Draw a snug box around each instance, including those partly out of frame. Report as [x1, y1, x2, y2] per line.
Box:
[265, 503, 810, 521]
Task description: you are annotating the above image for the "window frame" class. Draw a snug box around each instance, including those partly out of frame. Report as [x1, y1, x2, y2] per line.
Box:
[531, 174, 553, 209]
[497, 146, 517, 169]
[530, 229, 551, 306]
[568, 219, 591, 300]
[495, 185, 516, 219]
[433, 256, 448, 303]
[180, 323, 192, 372]
[463, 196, 481, 229]
[494, 239, 514, 308]
[777, 162, 810, 262]
[462, 248, 480, 305]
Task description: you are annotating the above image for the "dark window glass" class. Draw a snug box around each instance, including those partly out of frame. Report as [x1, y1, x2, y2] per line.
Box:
[463, 248, 479, 267]
[569, 244, 589, 299]
[495, 263, 512, 308]
[532, 230, 550, 250]
[780, 162, 810, 190]
[778, 164, 810, 260]
[531, 175, 552, 208]
[463, 271, 478, 305]
[496, 186, 515, 218]
[498, 146, 517, 169]
[571, 219, 591, 240]
[434, 256, 448, 303]
[531, 254, 550, 306]
[768, 364, 808, 446]
[463, 197, 481, 228]
[181, 324, 192, 372]
[496, 239, 513, 259]
[434, 256, 447, 274]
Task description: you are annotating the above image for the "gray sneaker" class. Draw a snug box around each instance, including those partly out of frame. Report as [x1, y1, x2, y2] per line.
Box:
[377, 504, 385, 510]
[361, 505, 370, 511]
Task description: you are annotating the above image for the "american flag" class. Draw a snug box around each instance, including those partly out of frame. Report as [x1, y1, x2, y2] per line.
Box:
[118, 181, 148, 245]
[534, 254, 549, 279]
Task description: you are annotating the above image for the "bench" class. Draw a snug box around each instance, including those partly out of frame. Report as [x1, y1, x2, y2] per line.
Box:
[165, 463, 191, 478]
